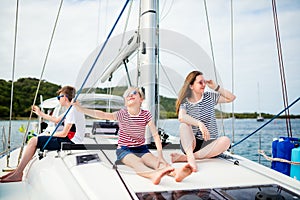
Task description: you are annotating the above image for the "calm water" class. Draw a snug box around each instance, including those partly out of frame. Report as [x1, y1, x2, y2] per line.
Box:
[0, 119, 299, 167]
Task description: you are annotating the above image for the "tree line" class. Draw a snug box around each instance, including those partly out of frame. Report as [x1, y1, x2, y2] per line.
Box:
[0, 78, 61, 119]
[0, 78, 298, 119]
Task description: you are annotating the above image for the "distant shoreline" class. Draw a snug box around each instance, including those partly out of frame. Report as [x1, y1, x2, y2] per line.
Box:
[1, 114, 300, 121]
[1, 78, 299, 119]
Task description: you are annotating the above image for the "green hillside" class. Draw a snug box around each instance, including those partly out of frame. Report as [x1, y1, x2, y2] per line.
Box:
[0, 78, 299, 119]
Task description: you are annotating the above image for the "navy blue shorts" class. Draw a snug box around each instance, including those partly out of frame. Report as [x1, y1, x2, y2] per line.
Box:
[180, 137, 215, 154]
[37, 136, 73, 151]
[116, 145, 150, 162]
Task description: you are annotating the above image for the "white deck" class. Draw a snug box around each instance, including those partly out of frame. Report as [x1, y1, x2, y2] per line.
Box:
[1, 134, 300, 200]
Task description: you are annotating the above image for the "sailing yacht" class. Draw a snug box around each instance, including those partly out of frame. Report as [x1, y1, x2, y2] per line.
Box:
[257, 114, 264, 122]
[257, 83, 264, 122]
[1, 1, 299, 199]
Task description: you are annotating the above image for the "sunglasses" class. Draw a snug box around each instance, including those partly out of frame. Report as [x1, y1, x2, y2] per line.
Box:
[127, 90, 138, 97]
[57, 94, 67, 100]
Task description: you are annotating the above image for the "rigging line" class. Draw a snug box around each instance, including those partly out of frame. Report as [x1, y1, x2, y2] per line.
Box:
[271, 0, 292, 137]
[119, 0, 134, 51]
[203, 0, 218, 84]
[136, 0, 142, 86]
[6, 0, 20, 169]
[18, 0, 64, 163]
[159, 0, 174, 22]
[159, 61, 177, 96]
[96, 0, 101, 45]
[42, 0, 131, 151]
[231, 96, 300, 149]
[230, 0, 235, 147]
[123, 60, 132, 86]
[106, 74, 113, 113]
[203, 0, 225, 135]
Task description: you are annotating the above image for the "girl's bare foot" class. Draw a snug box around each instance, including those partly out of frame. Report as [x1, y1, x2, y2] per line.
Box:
[170, 153, 188, 163]
[174, 163, 193, 182]
[150, 166, 174, 185]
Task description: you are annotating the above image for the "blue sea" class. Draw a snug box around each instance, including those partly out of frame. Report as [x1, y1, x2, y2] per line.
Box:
[0, 118, 299, 167]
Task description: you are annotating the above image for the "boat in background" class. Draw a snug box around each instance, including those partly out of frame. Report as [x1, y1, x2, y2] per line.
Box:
[257, 83, 264, 122]
[1, 0, 299, 199]
[257, 114, 264, 122]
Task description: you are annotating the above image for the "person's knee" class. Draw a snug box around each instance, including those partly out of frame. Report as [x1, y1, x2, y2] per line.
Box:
[179, 122, 190, 129]
[219, 136, 231, 149]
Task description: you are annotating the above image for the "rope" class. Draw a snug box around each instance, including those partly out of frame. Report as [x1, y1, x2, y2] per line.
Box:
[159, 0, 174, 22]
[119, 0, 133, 51]
[271, 0, 292, 137]
[231, 97, 300, 148]
[18, 0, 64, 164]
[203, 0, 226, 136]
[6, 0, 20, 168]
[230, 0, 235, 150]
[159, 61, 177, 96]
[42, 0, 130, 151]
[258, 150, 300, 165]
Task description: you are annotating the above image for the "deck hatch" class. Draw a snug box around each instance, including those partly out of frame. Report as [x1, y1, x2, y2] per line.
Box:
[76, 154, 100, 165]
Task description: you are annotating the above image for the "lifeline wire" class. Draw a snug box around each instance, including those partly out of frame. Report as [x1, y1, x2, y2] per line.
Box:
[42, 0, 130, 151]
[231, 97, 300, 148]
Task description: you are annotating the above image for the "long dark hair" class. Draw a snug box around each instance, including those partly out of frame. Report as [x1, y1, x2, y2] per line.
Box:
[175, 71, 203, 114]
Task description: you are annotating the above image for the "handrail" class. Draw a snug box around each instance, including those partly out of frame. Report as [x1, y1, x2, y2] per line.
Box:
[231, 97, 300, 148]
[0, 147, 20, 159]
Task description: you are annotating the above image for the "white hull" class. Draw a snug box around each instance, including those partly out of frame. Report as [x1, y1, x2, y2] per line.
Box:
[1, 134, 300, 200]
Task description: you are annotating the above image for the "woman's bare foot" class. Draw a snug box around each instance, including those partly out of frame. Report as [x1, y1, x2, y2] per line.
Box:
[150, 166, 174, 185]
[0, 171, 23, 183]
[174, 163, 193, 182]
[170, 153, 188, 163]
[187, 156, 198, 172]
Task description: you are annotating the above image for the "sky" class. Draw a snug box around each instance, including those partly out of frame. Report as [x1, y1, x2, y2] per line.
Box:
[0, 0, 299, 115]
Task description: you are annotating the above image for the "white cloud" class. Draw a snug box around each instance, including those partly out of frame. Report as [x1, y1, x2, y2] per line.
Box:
[0, 0, 299, 114]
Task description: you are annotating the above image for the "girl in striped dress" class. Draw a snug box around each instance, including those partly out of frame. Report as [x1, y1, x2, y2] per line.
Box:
[171, 71, 236, 172]
[73, 87, 192, 185]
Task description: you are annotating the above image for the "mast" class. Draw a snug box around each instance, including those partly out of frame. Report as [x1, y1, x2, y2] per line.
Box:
[138, 0, 158, 143]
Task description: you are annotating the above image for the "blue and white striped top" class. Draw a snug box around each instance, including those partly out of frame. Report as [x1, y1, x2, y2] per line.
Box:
[180, 92, 220, 139]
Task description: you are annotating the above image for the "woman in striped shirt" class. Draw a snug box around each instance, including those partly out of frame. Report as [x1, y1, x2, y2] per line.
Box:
[171, 71, 236, 172]
[73, 87, 192, 185]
